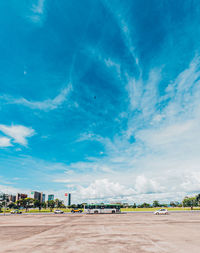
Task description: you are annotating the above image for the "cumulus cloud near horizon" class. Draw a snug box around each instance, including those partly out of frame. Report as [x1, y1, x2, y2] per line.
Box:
[70, 171, 200, 204]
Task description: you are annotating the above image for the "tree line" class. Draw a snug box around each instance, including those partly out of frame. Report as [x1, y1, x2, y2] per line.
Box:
[0, 198, 65, 212]
[1, 194, 200, 212]
[128, 194, 200, 209]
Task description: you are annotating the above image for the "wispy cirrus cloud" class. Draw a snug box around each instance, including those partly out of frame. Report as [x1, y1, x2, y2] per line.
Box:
[1, 0, 200, 205]
[50, 55, 200, 203]
[102, 0, 140, 70]
[28, 0, 46, 25]
[1, 84, 72, 111]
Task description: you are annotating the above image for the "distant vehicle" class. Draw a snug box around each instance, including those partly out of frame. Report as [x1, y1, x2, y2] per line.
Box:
[10, 210, 22, 214]
[154, 209, 168, 215]
[54, 210, 64, 214]
[71, 208, 83, 213]
[84, 204, 121, 214]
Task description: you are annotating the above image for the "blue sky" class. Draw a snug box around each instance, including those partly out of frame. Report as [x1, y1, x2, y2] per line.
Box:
[1, 0, 200, 203]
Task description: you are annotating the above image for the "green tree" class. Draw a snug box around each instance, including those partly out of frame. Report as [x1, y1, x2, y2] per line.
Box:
[161, 203, 168, 207]
[132, 203, 136, 208]
[55, 199, 64, 208]
[196, 194, 200, 206]
[47, 200, 55, 212]
[16, 198, 34, 211]
[41, 202, 47, 209]
[77, 204, 84, 208]
[69, 204, 76, 208]
[7, 202, 17, 209]
[140, 202, 150, 208]
[33, 199, 42, 211]
[182, 197, 197, 209]
[25, 198, 34, 211]
[170, 201, 175, 207]
[153, 200, 160, 207]
[16, 198, 27, 209]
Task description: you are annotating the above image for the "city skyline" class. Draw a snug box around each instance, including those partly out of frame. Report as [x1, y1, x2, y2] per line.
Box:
[1, 0, 200, 204]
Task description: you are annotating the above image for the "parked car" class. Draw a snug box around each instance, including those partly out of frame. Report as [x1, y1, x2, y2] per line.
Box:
[54, 210, 64, 214]
[154, 209, 168, 215]
[71, 208, 82, 213]
[10, 210, 22, 214]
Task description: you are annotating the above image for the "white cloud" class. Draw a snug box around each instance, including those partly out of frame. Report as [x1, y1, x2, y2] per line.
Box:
[1, 53, 200, 204]
[137, 120, 195, 148]
[135, 175, 162, 194]
[126, 68, 161, 118]
[0, 125, 35, 146]
[77, 179, 135, 200]
[102, 0, 139, 68]
[86, 46, 123, 81]
[28, 0, 46, 24]
[180, 171, 200, 192]
[104, 58, 121, 77]
[52, 55, 200, 204]
[0, 184, 25, 195]
[0, 137, 12, 148]
[1, 84, 72, 111]
[68, 171, 200, 204]
[126, 76, 143, 112]
[11, 0, 46, 26]
[53, 178, 76, 183]
[32, 0, 45, 14]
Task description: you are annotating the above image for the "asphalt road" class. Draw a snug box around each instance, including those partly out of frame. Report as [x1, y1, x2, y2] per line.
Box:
[1, 212, 200, 252]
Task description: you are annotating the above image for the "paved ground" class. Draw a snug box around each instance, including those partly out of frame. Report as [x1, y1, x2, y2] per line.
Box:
[0, 212, 200, 253]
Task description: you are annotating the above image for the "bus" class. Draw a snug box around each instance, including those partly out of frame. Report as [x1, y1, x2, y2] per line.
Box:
[84, 204, 121, 214]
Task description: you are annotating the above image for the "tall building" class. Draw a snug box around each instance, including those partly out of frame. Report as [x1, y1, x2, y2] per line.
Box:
[68, 193, 71, 206]
[0, 192, 4, 201]
[30, 191, 43, 202]
[16, 193, 27, 201]
[48, 194, 54, 201]
[42, 194, 45, 202]
[8, 195, 16, 202]
[0, 193, 9, 201]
